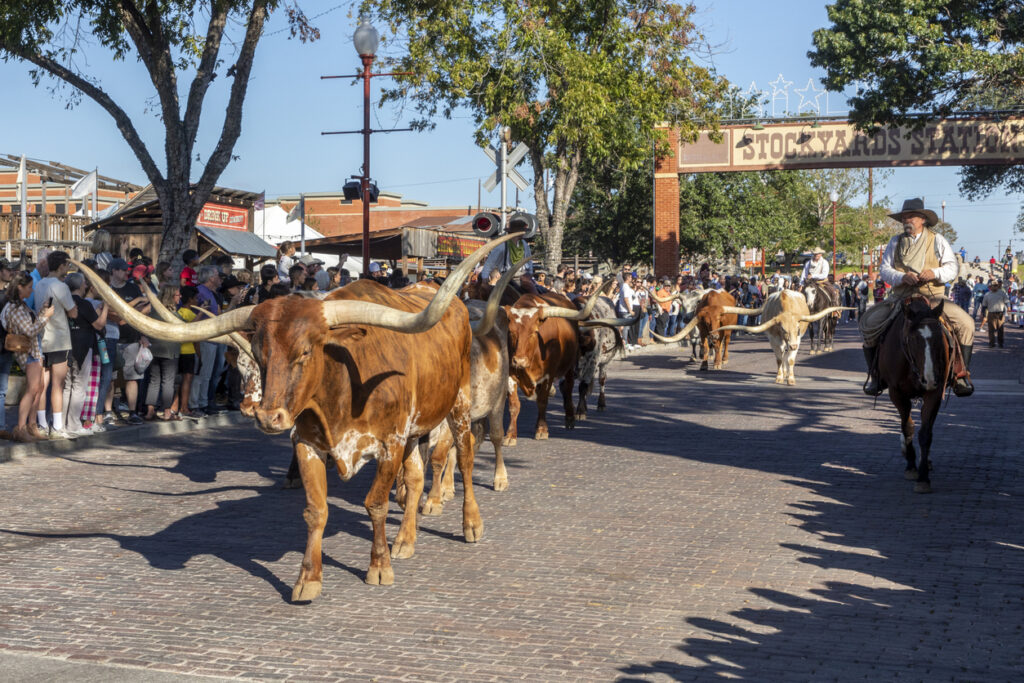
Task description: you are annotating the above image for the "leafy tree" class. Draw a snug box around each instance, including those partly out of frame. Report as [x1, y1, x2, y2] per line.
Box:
[809, 0, 1024, 229]
[0, 2, 315, 267]
[371, 0, 728, 272]
[563, 158, 653, 266]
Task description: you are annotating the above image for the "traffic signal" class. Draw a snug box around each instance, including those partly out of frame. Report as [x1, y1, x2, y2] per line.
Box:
[342, 178, 379, 203]
[471, 212, 502, 238]
[507, 212, 538, 240]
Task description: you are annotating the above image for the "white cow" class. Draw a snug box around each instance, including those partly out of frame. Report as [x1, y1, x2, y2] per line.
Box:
[718, 289, 849, 385]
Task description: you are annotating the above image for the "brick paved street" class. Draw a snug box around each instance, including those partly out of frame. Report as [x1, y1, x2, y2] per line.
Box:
[1, 323, 1022, 681]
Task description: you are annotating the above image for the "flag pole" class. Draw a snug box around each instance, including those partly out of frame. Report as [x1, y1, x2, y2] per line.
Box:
[92, 167, 98, 219]
[18, 155, 27, 241]
[300, 194, 306, 257]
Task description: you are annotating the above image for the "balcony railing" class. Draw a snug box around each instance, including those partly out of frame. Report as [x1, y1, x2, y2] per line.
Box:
[0, 212, 93, 245]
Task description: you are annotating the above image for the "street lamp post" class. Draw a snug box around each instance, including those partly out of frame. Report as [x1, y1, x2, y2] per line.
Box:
[829, 190, 838, 276]
[354, 18, 379, 279]
[322, 17, 412, 279]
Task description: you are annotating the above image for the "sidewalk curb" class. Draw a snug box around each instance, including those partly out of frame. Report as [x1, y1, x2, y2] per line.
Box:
[0, 412, 251, 464]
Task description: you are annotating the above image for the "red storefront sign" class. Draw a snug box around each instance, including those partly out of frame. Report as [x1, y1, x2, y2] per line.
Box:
[196, 202, 248, 231]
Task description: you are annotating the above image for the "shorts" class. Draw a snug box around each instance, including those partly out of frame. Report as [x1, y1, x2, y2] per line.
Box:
[178, 353, 197, 375]
[43, 349, 70, 368]
[24, 355, 39, 366]
[118, 342, 145, 381]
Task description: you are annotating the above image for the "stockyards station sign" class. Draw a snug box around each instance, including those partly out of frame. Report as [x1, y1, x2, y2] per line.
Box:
[674, 118, 1024, 173]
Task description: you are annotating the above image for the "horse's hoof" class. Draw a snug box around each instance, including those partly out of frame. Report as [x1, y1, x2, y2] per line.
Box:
[914, 481, 932, 494]
[291, 580, 322, 602]
[904, 468, 918, 481]
[420, 499, 444, 516]
[365, 565, 394, 585]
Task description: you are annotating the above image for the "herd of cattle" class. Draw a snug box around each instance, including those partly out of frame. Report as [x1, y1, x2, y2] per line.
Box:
[75, 237, 848, 602]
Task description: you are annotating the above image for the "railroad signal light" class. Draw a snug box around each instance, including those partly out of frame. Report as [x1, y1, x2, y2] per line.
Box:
[507, 212, 538, 240]
[471, 212, 502, 238]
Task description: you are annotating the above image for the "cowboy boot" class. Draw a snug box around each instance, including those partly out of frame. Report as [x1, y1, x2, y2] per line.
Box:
[862, 346, 882, 396]
[953, 344, 975, 397]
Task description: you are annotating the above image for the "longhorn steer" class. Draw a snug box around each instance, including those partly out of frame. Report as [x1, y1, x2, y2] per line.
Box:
[574, 295, 627, 420]
[74, 235, 513, 602]
[503, 288, 604, 444]
[653, 290, 757, 370]
[718, 289, 849, 385]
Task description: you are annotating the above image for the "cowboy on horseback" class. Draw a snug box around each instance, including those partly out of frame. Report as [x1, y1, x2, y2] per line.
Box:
[859, 198, 975, 397]
[801, 246, 830, 284]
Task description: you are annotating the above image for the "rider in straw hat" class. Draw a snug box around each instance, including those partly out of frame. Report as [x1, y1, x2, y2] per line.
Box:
[801, 247, 829, 284]
[859, 198, 974, 397]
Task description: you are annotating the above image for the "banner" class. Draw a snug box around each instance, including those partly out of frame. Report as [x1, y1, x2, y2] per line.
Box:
[69, 170, 98, 199]
[196, 202, 249, 231]
[673, 118, 1024, 173]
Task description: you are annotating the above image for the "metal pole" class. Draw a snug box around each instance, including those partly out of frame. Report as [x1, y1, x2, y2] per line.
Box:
[500, 128, 508, 233]
[299, 194, 306, 256]
[832, 200, 837, 276]
[361, 54, 374, 279]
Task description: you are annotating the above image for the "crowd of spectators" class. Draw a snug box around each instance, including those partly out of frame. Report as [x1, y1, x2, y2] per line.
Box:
[0, 231, 389, 444]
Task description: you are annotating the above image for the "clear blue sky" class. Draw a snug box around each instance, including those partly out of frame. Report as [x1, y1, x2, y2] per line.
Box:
[3, 1, 1020, 259]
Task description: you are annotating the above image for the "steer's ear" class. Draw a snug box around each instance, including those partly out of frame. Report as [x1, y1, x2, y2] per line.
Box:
[325, 326, 368, 350]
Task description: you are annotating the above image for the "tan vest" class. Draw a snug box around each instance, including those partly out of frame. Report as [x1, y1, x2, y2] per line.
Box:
[891, 229, 945, 299]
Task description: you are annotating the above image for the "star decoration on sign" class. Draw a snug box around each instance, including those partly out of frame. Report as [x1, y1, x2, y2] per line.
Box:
[794, 78, 825, 114]
[768, 73, 792, 116]
[744, 81, 768, 117]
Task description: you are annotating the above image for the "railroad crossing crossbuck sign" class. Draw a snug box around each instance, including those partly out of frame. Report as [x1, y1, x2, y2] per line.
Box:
[483, 141, 530, 192]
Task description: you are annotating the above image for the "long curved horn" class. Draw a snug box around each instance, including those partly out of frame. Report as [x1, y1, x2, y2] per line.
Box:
[471, 255, 530, 337]
[141, 284, 247, 352]
[720, 305, 764, 316]
[539, 278, 613, 321]
[73, 260, 254, 342]
[190, 306, 254, 357]
[580, 304, 644, 328]
[799, 306, 855, 323]
[652, 314, 700, 343]
[321, 232, 518, 332]
[717, 317, 779, 334]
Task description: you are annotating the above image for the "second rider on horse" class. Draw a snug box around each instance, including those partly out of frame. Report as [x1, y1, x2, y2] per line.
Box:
[859, 198, 975, 397]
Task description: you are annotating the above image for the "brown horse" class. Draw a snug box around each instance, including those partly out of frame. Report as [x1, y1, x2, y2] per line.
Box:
[877, 296, 952, 493]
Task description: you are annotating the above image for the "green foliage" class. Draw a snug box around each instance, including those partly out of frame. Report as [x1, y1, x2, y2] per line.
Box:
[370, 0, 729, 270]
[563, 158, 653, 264]
[809, 0, 1024, 232]
[931, 219, 958, 247]
[0, 1, 314, 266]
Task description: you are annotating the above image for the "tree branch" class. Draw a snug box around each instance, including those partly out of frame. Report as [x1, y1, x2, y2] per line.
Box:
[193, 0, 269, 214]
[9, 46, 164, 188]
[184, 1, 230, 151]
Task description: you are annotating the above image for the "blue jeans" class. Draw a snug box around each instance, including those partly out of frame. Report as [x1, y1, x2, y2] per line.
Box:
[96, 337, 116, 415]
[0, 351, 12, 430]
[206, 343, 226, 408]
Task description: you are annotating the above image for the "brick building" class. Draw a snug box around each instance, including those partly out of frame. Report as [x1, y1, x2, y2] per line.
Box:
[271, 190, 479, 238]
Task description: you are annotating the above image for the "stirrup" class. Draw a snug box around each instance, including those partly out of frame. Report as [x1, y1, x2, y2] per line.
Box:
[952, 376, 974, 397]
[862, 375, 883, 396]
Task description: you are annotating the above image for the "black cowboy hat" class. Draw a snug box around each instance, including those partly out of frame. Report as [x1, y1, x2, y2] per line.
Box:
[888, 198, 939, 227]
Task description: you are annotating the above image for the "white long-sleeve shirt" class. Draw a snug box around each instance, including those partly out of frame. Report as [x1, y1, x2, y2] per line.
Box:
[802, 257, 829, 282]
[879, 230, 958, 287]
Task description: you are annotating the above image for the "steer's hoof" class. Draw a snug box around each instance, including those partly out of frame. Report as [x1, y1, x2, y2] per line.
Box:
[464, 520, 484, 543]
[534, 429, 549, 440]
[914, 481, 932, 494]
[365, 565, 394, 585]
[440, 484, 455, 502]
[787, 377, 795, 386]
[282, 477, 303, 490]
[502, 435, 517, 447]
[904, 468, 918, 481]
[391, 539, 415, 560]
[576, 411, 587, 422]
[421, 499, 444, 516]
[291, 580, 322, 602]
[493, 475, 509, 492]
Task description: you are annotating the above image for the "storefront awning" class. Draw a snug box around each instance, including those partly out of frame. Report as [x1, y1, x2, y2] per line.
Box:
[197, 226, 276, 259]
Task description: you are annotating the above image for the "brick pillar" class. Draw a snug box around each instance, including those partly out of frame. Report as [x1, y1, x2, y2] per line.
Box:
[654, 127, 680, 279]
